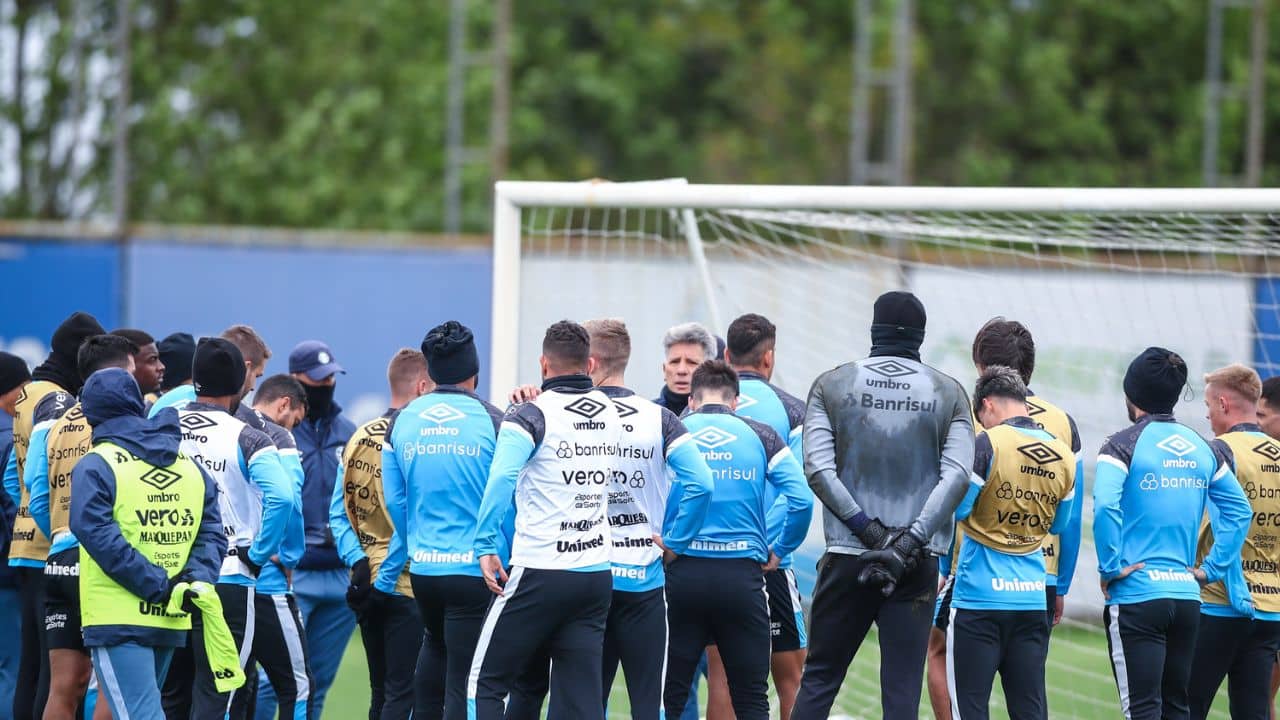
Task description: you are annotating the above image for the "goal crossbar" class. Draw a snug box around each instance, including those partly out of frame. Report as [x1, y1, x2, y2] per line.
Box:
[488, 181, 1280, 401]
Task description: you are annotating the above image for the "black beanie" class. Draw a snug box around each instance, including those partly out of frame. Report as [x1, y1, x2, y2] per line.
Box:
[422, 321, 480, 385]
[158, 332, 196, 390]
[192, 337, 246, 398]
[1123, 346, 1188, 415]
[50, 312, 106, 360]
[869, 291, 927, 360]
[0, 352, 30, 396]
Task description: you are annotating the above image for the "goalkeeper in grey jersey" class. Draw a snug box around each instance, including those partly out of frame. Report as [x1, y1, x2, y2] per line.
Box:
[793, 291, 975, 720]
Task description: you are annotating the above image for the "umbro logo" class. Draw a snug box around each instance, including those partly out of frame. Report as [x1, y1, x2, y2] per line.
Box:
[65, 406, 84, 422]
[366, 419, 389, 437]
[1253, 440, 1280, 463]
[180, 414, 217, 431]
[736, 393, 758, 410]
[139, 467, 182, 491]
[692, 426, 737, 450]
[612, 400, 637, 419]
[419, 403, 466, 425]
[565, 396, 607, 420]
[1025, 399, 1046, 417]
[1156, 435, 1197, 458]
[1017, 442, 1063, 466]
[865, 359, 915, 379]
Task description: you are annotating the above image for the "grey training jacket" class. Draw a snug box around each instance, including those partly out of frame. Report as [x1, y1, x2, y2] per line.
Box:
[803, 355, 975, 556]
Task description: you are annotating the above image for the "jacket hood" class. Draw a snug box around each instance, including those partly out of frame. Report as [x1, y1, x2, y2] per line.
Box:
[82, 368, 181, 467]
[32, 311, 105, 395]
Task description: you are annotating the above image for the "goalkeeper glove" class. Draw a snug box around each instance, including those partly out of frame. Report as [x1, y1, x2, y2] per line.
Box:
[857, 529, 926, 597]
[844, 512, 892, 550]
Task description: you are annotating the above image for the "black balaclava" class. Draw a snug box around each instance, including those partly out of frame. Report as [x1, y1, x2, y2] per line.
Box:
[0, 352, 31, 396]
[422, 321, 480, 385]
[157, 332, 196, 391]
[869, 291, 927, 362]
[32, 311, 105, 395]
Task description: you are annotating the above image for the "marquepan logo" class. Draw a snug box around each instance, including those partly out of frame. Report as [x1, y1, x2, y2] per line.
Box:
[565, 396, 607, 420]
[1155, 435, 1197, 458]
[865, 359, 915, 379]
[180, 414, 217, 431]
[692, 426, 737, 450]
[736, 392, 758, 410]
[1254, 440, 1280, 463]
[139, 467, 182, 491]
[1017, 442, 1063, 466]
[419, 403, 466, 425]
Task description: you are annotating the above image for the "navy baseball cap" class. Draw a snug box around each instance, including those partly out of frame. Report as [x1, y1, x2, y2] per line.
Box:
[288, 340, 345, 382]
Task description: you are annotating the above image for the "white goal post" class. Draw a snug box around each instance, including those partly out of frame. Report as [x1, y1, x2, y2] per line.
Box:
[490, 180, 1280, 403]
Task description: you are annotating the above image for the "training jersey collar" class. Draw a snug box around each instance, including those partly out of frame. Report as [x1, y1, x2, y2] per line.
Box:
[541, 374, 593, 393]
[694, 403, 734, 415]
[432, 384, 479, 399]
[597, 385, 635, 399]
[186, 400, 231, 415]
[736, 370, 766, 382]
[1003, 415, 1040, 431]
[1228, 422, 1263, 434]
[1136, 412, 1176, 426]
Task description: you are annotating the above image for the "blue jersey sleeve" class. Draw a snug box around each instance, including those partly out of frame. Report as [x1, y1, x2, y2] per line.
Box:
[1199, 456, 1251, 585]
[25, 426, 51, 539]
[2, 445, 18, 517]
[246, 446, 292, 566]
[474, 422, 536, 558]
[1056, 454, 1085, 595]
[954, 473, 984, 522]
[328, 461, 364, 567]
[661, 437, 714, 554]
[765, 447, 813, 559]
[373, 521, 408, 594]
[380, 412, 409, 568]
[1093, 452, 1128, 581]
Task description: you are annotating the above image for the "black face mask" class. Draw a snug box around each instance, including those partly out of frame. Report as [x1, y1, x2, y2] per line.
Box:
[304, 383, 335, 419]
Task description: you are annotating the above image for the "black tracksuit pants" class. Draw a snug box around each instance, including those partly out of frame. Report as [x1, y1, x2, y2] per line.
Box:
[505, 586, 668, 720]
[663, 557, 770, 720]
[793, 552, 939, 720]
[358, 592, 423, 720]
[1187, 614, 1280, 720]
[468, 567, 611, 720]
[411, 574, 492, 720]
[13, 567, 49, 720]
[946, 608, 1050, 720]
[1103, 599, 1201, 720]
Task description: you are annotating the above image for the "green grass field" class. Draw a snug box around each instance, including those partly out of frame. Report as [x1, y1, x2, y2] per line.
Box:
[322, 621, 1235, 719]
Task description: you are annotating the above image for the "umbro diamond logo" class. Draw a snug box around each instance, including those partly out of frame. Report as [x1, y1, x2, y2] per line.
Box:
[865, 359, 916, 379]
[1017, 442, 1063, 466]
[1156, 435, 1197, 458]
[565, 397, 607, 420]
[1025, 399, 1046, 417]
[419, 403, 466, 425]
[366, 419, 389, 437]
[613, 400, 638, 419]
[736, 393, 758, 410]
[180, 414, 217, 431]
[139, 467, 182, 491]
[1254, 440, 1280, 463]
[692, 426, 737, 450]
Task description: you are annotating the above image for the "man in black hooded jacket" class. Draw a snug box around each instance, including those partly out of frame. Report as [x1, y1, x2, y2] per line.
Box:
[5, 310, 104, 720]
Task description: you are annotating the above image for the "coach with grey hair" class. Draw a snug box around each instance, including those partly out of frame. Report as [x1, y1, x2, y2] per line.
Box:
[794, 290, 975, 720]
[654, 322, 717, 416]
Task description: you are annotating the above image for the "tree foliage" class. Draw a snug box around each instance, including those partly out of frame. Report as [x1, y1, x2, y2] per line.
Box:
[0, 0, 1275, 230]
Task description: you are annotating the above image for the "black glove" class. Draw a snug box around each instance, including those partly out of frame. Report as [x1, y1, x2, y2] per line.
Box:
[235, 544, 262, 578]
[845, 513, 892, 550]
[164, 571, 195, 608]
[857, 529, 926, 597]
[346, 558, 373, 615]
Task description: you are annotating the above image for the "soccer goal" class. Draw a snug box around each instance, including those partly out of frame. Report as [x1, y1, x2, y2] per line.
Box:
[490, 180, 1280, 718]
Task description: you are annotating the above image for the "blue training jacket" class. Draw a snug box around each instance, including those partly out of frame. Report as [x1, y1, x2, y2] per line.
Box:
[1094, 413, 1251, 606]
[735, 372, 807, 570]
[681, 404, 811, 562]
[382, 386, 507, 578]
[294, 403, 356, 570]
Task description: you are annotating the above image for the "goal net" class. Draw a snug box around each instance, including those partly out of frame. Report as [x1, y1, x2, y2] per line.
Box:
[490, 180, 1280, 719]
